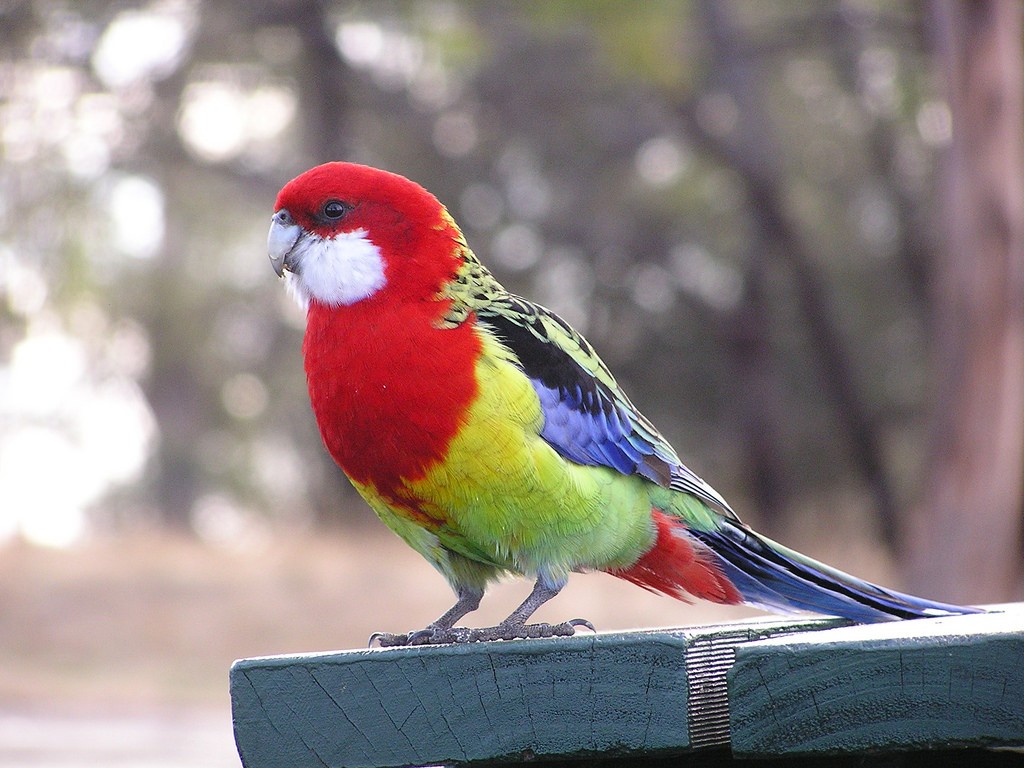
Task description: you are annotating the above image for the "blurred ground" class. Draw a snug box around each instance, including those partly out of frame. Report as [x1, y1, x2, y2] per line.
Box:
[0, 520, 895, 766]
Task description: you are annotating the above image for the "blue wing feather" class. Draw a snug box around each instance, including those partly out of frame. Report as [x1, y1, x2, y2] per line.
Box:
[478, 300, 735, 517]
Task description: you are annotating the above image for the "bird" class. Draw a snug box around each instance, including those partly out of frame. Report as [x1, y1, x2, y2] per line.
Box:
[267, 161, 978, 646]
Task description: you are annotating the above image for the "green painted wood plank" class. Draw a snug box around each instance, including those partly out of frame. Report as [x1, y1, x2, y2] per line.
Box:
[231, 617, 835, 768]
[729, 606, 1024, 757]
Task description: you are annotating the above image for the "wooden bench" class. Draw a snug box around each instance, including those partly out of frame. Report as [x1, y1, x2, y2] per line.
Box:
[230, 605, 1023, 766]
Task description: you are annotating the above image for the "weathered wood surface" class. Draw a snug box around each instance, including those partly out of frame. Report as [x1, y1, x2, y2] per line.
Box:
[730, 606, 1024, 757]
[230, 617, 837, 767]
[230, 606, 1023, 767]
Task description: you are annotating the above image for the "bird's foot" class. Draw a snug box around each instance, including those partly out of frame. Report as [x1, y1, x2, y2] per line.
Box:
[465, 617, 596, 642]
[368, 618, 595, 647]
[369, 625, 474, 648]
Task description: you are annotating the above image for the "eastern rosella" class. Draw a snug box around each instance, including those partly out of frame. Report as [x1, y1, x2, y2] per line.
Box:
[268, 162, 977, 645]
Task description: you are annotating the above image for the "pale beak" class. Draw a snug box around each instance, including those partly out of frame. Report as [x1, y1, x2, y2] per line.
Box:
[268, 208, 301, 277]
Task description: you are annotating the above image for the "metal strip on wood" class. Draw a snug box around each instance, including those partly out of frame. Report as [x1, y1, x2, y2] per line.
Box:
[685, 632, 741, 748]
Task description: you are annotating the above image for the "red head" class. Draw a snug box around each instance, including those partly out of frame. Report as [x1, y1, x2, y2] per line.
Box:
[268, 162, 463, 308]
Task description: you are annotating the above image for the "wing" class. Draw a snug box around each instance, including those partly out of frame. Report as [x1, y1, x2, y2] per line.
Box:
[477, 295, 738, 519]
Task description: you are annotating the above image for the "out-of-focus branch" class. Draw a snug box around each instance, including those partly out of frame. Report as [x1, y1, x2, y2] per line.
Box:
[680, 0, 901, 549]
[829, 7, 933, 304]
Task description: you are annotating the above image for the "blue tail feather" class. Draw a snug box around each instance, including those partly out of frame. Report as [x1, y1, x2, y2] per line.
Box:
[690, 520, 981, 623]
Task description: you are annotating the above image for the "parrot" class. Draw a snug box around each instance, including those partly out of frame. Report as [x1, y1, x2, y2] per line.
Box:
[267, 161, 979, 646]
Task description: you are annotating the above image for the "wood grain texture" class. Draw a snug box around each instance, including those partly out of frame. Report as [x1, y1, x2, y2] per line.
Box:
[729, 607, 1024, 757]
[230, 618, 832, 768]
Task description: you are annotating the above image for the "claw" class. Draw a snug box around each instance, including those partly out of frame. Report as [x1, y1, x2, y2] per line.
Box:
[567, 618, 597, 633]
[368, 631, 411, 648]
[406, 628, 436, 645]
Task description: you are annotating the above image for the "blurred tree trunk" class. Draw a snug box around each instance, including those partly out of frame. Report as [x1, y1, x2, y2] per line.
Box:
[725, 252, 792, 529]
[290, 0, 353, 162]
[697, 4, 791, 531]
[908, 0, 1024, 601]
[688, 0, 898, 543]
[134, 0, 357, 531]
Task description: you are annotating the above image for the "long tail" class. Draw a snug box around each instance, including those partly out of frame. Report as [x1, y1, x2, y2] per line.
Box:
[689, 518, 981, 622]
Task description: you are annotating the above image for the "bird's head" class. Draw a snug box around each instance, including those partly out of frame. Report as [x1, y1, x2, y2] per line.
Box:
[268, 162, 464, 309]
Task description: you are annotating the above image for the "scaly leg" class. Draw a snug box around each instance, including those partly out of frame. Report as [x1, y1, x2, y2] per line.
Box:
[462, 577, 594, 642]
[370, 584, 483, 647]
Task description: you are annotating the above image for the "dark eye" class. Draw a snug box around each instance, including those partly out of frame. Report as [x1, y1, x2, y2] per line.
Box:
[322, 200, 349, 220]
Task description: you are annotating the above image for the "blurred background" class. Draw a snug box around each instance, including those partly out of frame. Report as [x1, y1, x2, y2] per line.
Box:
[2, 0, 1022, 764]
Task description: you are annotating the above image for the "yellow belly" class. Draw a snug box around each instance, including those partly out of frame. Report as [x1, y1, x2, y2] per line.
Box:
[360, 329, 655, 584]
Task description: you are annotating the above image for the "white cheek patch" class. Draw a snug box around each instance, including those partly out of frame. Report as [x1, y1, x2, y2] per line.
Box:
[287, 228, 387, 308]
